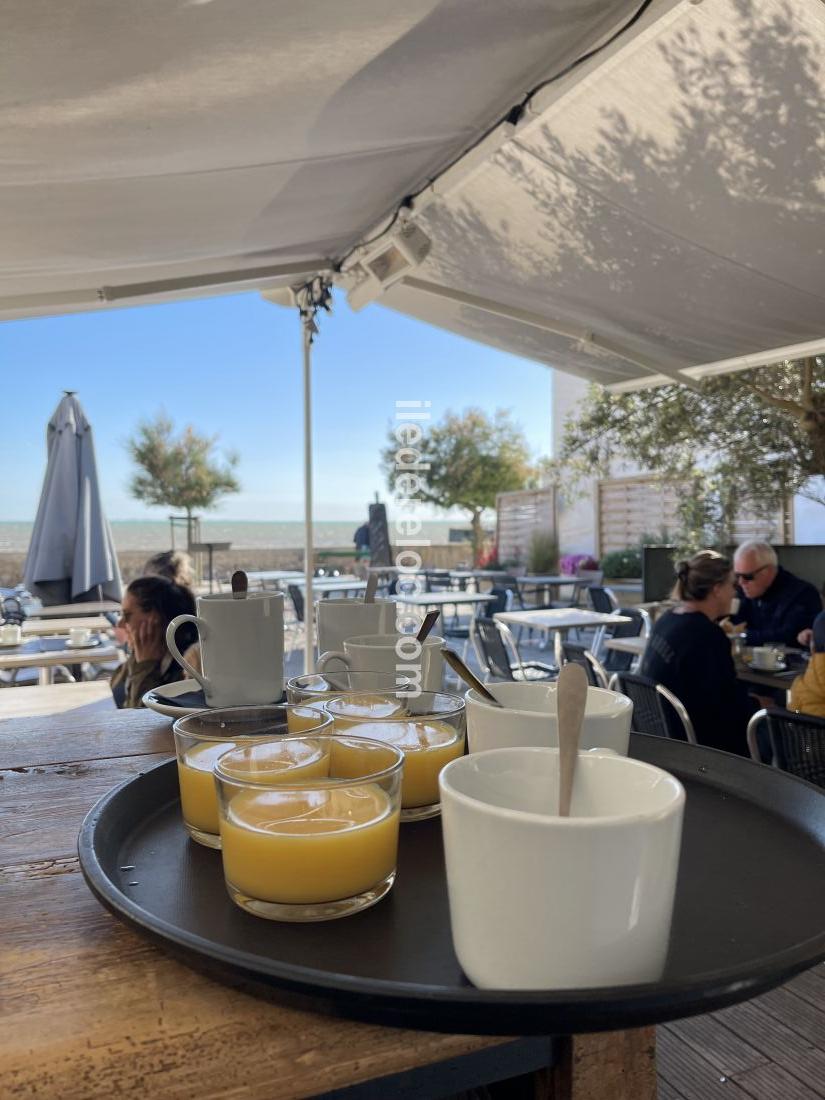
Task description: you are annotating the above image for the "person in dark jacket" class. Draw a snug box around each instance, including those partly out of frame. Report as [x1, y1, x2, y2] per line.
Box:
[641, 550, 759, 756]
[725, 541, 822, 647]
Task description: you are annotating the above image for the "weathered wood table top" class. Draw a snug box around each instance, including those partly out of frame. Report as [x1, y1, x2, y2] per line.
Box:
[0, 708, 654, 1100]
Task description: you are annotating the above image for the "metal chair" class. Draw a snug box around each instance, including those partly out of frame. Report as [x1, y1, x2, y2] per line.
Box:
[1, 595, 27, 625]
[747, 708, 825, 786]
[556, 640, 609, 689]
[471, 617, 557, 682]
[609, 670, 697, 744]
[602, 607, 651, 674]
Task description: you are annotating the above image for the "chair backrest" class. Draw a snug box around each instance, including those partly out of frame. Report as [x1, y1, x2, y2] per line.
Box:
[602, 607, 649, 672]
[764, 707, 825, 787]
[611, 671, 696, 743]
[425, 570, 452, 592]
[485, 585, 514, 617]
[472, 617, 515, 681]
[497, 575, 525, 609]
[560, 641, 608, 688]
[588, 585, 618, 614]
[1, 595, 26, 625]
[286, 584, 305, 623]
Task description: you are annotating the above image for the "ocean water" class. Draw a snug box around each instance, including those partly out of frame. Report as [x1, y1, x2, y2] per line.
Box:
[0, 519, 465, 553]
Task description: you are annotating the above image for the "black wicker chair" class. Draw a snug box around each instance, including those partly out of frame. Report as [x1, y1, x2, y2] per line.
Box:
[471, 616, 557, 682]
[747, 708, 825, 786]
[609, 670, 697, 744]
[557, 641, 609, 689]
[602, 607, 650, 674]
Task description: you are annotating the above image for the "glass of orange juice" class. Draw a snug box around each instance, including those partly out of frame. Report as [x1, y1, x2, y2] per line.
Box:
[324, 691, 466, 821]
[214, 734, 404, 921]
[172, 704, 331, 848]
[285, 671, 412, 704]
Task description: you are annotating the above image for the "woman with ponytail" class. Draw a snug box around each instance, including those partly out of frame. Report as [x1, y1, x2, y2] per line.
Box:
[641, 550, 759, 756]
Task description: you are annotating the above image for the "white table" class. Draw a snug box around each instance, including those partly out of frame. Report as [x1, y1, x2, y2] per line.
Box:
[604, 636, 647, 657]
[0, 637, 119, 685]
[495, 609, 630, 631]
[22, 616, 112, 637]
[394, 592, 495, 610]
[294, 578, 367, 595]
[28, 600, 120, 619]
[245, 570, 305, 587]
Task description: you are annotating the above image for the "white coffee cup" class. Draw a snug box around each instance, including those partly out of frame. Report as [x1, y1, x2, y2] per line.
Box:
[167, 592, 284, 708]
[440, 746, 684, 990]
[69, 627, 92, 646]
[0, 623, 21, 644]
[466, 681, 632, 756]
[750, 646, 781, 670]
[316, 633, 444, 694]
[316, 598, 396, 659]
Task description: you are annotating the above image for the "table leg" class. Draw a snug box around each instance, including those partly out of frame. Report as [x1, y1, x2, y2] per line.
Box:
[541, 1027, 656, 1100]
[38, 666, 51, 686]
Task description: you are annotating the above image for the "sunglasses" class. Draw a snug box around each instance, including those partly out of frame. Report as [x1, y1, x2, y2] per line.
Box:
[734, 564, 770, 582]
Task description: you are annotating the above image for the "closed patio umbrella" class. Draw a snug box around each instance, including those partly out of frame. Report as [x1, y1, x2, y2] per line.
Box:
[23, 392, 122, 605]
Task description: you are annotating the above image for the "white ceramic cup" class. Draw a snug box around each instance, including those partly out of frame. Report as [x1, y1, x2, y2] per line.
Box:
[167, 592, 285, 707]
[316, 598, 396, 659]
[465, 681, 633, 756]
[0, 623, 21, 644]
[750, 646, 781, 670]
[316, 633, 444, 694]
[69, 626, 92, 646]
[440, 746, 684, 990]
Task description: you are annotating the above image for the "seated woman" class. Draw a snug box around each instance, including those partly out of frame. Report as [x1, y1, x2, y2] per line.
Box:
[110, 576, 197, 708]
[641, 550, 758, 756]
[790, 612, 825, 718]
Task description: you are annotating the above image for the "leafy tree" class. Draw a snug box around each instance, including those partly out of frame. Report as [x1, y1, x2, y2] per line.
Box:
[382, 408, 531, 564]
[127, 414, 240, 534]
[552, 359, 825, 549]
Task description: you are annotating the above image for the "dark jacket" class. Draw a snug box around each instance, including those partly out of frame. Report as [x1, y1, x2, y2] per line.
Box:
[641, 609, 758, 756]
[730, 566, 822, 647]
[110, 653, 185, 708]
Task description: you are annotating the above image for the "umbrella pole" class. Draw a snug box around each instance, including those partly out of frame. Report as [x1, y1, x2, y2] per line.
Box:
[301, 314, 315, 675]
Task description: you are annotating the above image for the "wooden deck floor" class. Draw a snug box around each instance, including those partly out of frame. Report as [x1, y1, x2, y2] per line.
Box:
[659, 963, 825, 1099]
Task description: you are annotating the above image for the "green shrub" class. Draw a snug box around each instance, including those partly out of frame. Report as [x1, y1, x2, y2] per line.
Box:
[527, 529, 559, 574]
[600, 548, 642, 578]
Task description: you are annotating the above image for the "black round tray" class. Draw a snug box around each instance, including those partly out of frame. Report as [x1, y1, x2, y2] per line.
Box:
[78, 734, 825, 1034]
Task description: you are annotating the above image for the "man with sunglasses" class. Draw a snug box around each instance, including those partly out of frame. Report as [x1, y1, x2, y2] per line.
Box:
[724, 540, 822, 648]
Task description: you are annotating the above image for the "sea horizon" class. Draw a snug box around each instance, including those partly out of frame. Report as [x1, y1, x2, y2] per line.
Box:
[0, 518, 472, 553]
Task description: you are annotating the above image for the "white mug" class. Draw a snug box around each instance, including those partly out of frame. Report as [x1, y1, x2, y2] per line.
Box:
[69, 627, 92, 646]
[167, 592, 284, 707]
[316, 598, 396, 659]
[440, 746, 684, 989]
[0, 623, 21, 644]
[466, 681, 632, 756]
[316, 633, 444, 694]
[750, 646, 781, 670]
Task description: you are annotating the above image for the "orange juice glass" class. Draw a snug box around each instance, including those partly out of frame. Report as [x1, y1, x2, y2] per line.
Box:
[324, 691, 466, 821]
[215, 735, 403, 921]
[172, 704, 331, 848]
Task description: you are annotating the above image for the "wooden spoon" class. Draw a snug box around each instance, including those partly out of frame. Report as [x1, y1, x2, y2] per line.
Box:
[556, 662, 588, 817]
[442, 648, 502, 706]
[416, 609, 440, 643]
[231, 571, 248, 600]
[363, 574, 379, 603]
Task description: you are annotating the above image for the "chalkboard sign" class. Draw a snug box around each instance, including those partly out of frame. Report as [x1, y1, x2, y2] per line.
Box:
[368, 503, 392, 566]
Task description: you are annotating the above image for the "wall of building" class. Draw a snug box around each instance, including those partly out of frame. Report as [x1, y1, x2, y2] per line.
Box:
[551, 371, 599, 556]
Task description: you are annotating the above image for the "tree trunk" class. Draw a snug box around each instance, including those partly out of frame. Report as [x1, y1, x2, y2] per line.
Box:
[470, 509, 484, 566]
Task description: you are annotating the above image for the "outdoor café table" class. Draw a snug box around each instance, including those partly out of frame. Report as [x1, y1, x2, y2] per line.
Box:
[605, 636, 648, 658]
[21, 615, 111, 637]
[28, 599, 121, 619]
[0, 706, 658, 1100]
[393, 591, 496, 613]
[495, 608, 630, 640]
[293, 577, 368, 596]
[0, 636, 119, 686]
[246, 569, 306, 588]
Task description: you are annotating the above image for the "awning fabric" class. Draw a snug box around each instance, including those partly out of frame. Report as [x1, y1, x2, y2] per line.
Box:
[2, 0, 824, 390]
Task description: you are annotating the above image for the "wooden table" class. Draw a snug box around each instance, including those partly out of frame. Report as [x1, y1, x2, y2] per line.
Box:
[22, 616, 111, 637]
[0, 709, 655, 1099]
[0, 637, 119, 685]
[28, 600, 121, 619]
[0, 680, 115, 719]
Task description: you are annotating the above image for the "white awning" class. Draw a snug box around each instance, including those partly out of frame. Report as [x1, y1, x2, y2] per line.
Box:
[3, 0, 823, 390]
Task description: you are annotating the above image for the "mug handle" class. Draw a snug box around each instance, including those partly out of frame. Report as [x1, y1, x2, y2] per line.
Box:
[166, 615, 210, 693]
[316, 650, 351, 673]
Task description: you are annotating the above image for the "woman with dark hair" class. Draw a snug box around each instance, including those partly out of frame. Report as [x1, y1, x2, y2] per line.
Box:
[641, 550, 759, 756]
[110, 576, 197, 708]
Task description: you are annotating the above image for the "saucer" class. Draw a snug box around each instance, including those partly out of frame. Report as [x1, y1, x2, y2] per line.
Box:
[64, 638, 101, 650]
[142, 679, 286, 719]
[748, 659, 786, 673]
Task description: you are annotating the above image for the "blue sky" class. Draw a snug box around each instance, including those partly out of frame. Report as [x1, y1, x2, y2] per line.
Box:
[0, 290, 553, 521]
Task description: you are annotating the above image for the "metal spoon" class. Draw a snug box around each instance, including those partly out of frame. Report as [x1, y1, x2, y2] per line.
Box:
[442, 648, 502, 705]
[416, 609, 440, 643]
[363, 573, 379, 603]
[556, 662, 588, 817]
[231, 570, 248, 600]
